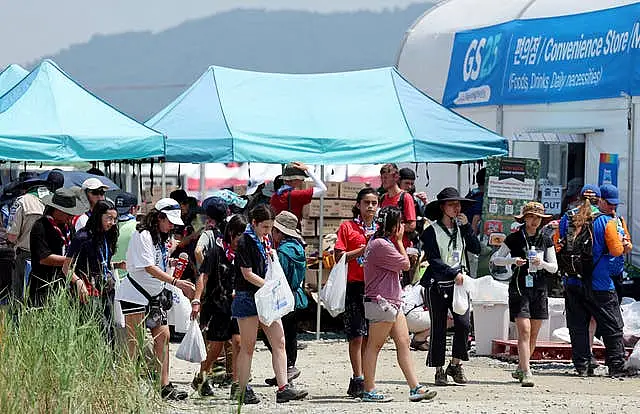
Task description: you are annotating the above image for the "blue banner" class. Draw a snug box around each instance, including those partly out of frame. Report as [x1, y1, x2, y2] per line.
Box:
[443, 4, 640, 107]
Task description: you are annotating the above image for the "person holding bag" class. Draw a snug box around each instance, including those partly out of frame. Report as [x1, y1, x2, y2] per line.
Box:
[490, 202, 557, 387]
[115, 198, 195, 401]
[231, 204, 307, 404]
[420, 187, 480, 386]
[361, 206, 437, 403]
[334, 187, 378, 397]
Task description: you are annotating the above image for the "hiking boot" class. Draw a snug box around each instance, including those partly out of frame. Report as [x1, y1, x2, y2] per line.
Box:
[521, 371, 534, 387]
[191, 372, 204, 391]
[511, 367, 524, 382]
[161, 383, 188, 401]
[276, 384, 308, 403]
[445, 363, 468, 384]
[434, 367, 448, 386]
[297, 342, 308, 350]
[575, 367, 589, 377]
[265, 367, 302, 386]
[230, 383, 260, 404]
[609, 366, 635, 378]
[588, 357, 599, 376]
[347, 377, 364, 398]
[200, 378, 215, 397]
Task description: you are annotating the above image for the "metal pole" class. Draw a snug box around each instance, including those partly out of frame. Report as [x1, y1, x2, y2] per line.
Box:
[125, 163, 133, 193]
[161, 161, 167, 198]
[627, 97, 635, 261]
[457, 162, 462, 193]
[199, 163, 206, 200]
[316, 165, 325, 340]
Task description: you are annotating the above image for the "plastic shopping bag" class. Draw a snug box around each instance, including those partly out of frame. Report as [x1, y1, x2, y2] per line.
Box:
[255, 255, 295, 326]
[166, 284, 191, 333]
[452, 275, 471, 315]
[176, 319, 207, 363]
[626, 340, 640, 370]
[320, 254, 348, 317]
[112, 276, 125, 328]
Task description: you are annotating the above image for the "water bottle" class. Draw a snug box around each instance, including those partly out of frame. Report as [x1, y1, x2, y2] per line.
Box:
[172, 252, 189, 280]
[527, 247, 537, 272]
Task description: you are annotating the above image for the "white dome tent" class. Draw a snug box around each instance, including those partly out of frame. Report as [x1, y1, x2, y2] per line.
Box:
[397, 0, 640, 267]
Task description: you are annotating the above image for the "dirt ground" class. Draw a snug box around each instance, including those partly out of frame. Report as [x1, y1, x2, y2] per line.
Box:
[164, 334, 640, 414]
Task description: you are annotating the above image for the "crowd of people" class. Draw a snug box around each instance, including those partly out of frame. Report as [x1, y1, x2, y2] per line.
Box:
[0, 160, 636, 405]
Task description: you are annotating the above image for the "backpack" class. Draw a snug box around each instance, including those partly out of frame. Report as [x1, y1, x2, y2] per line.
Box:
[395, 191, 421, 240]
[557, 211, 601, 279]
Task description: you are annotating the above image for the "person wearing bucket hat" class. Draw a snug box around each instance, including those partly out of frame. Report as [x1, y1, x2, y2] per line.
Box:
[270, 161, 327, 222]
[115, 197, 194, 401]
[28, 188, 85, 306]
[264, 211, 308, 386]
[419, 187, 480, 386]
[490, 202, 557, 387]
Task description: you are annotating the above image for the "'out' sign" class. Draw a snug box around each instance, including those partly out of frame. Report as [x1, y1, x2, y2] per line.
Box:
[540, 185, 562, 215]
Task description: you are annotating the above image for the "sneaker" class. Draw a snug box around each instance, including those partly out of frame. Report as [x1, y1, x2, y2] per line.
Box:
[575, 367, 589, 377]
[521, 371, 534, 387]
[230, 383, 260, 404]
[276, 384, 308, 403]
[200, 378, 215, 397]
[409, 385, 437, 402]
[445, 363, 468, 384]
[347, 377, 364, 398]
[161, 383, 188, 401]
[361, 389, 394, 403]
[297, 342, 308, 350]
[434, 367, 448, 386]
[588, 357, 599, 376]
[410, 339, 430, 351]
[191, 373, 204, 391]
[511, 367, 524, 382]
[609, 366, 634, 378]
[265, 367, 302, 387]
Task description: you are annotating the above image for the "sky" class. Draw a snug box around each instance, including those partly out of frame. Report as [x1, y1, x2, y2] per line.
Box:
[0, 0, 428, 66]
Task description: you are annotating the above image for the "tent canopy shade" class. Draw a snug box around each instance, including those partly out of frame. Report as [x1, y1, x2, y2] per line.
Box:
[0, 60, 166, 162]
[0, 64, 28, 98]
[147, 66, 508, 164]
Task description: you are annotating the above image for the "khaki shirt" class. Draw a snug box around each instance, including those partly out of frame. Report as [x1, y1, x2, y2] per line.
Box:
[6, 193, 45, 251]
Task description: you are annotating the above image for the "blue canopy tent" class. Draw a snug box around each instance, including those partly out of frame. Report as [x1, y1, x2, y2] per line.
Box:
[0, 64, 28, 97]
[0, 60, 165, 162]
[147, 66, 508, 164]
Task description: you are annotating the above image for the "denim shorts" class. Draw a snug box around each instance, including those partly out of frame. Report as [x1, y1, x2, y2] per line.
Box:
[231, 291, 258, 319]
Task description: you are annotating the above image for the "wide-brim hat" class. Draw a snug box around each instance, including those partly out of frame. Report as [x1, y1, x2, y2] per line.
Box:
[273, 211, 303, 240]
[42, 188, 86, 216]
[514, 201, 553, 223]
[424, 187, 475, 221]
[282, 163, 307, 181]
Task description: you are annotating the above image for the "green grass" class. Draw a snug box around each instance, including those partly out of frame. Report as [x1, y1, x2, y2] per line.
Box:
[0, 289, 158, 413]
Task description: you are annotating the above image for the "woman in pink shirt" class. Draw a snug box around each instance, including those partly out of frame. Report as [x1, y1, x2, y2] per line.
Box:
[361, 206, 437, 403]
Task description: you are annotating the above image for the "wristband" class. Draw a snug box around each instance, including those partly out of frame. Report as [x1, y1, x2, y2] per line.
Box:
[191, 299, 201, 305]
[172, 277, 177, 286]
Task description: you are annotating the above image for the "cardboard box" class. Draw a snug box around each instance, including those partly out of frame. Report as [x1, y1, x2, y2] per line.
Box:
[301, 219, 316, 237]
[306, 181, 340, 198]
[318, 218, 343, 236]
[339, 182, 366, 199]
[305, 268, 331, 291]
[308, 199, 342, 218]
[338, 200, 356, 218]
[301, 204, 310, 219]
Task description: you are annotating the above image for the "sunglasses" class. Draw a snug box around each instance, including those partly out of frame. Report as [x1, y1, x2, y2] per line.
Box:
[89, 189, 105, 196]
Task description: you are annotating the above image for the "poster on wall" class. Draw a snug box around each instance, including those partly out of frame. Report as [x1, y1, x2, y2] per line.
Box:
[540, 185, 563, 215]
[598, 153, 619, 186]
[483, 157, 540, 246]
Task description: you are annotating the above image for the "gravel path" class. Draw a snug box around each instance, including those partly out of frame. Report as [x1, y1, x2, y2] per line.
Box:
[164, 334, 640, 414]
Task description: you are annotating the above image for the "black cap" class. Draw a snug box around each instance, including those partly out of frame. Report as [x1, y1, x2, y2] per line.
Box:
[203, 196, 228, 223]
[46, 170, 65, 191]
[169, 189, 188, 204]
[399, 168, 416, 181]
[113, 191, 138, 215]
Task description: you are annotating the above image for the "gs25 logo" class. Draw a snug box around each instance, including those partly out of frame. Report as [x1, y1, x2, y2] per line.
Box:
[462, 34, 501, 82]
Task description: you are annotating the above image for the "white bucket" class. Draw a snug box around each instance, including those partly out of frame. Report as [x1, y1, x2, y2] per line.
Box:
[539, 297, 566, 341]
[473, 300, 509, 355]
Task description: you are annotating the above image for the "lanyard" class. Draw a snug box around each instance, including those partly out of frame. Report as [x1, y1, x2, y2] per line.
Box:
[99, 238, 113, 282]
[157, 242, 167, 272]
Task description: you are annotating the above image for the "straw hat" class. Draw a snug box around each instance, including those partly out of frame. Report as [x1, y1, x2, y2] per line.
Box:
[514, 201, 552, 223]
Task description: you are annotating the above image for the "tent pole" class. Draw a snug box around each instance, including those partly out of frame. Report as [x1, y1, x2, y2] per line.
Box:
[316, 165, 324, 340]
[457, 162, 462, 193]
[125, 163, 133, 193]
[199, 163, 206, 201]
[161, 161, 167, 198]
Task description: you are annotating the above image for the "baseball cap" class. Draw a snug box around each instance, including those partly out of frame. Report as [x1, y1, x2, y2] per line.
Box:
[81, 177, 109, 191]
[203, 196, 228, 223]
[112, 191, 138, 215]
[580, 184, 601, 199]
[600, 184, 620, 205]
[246, 178, 265, 195]
[169, 189, 188, 204]
[155, 198, 184, 225]
[399, 168, 416, 181]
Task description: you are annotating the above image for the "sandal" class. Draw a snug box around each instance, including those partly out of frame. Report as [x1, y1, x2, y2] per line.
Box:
[361, 390, 394, 403]
[409, 385, 437, 402]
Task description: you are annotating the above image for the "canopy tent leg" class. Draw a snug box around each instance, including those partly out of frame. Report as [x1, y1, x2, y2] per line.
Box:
[457, 162, 462, 193]
[161, 161, 167, 198]
[199, 163, 206, 201]
[125, 163, 133, 193]
[316, 165, 324, 340]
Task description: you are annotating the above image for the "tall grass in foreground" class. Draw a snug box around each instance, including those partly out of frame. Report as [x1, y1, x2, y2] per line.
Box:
[0, 288, 157, 413]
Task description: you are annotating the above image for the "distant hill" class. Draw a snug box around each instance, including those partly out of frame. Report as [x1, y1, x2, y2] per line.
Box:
[36, 4, 434, 121]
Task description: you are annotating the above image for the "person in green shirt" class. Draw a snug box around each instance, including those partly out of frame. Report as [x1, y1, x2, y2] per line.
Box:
[111, 191, 138, 278]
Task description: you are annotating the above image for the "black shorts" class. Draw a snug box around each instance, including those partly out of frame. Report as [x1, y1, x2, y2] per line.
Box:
[119, 300, 168, 330]
[343, 282, 368, 340]
[204, 311, 239, 342]
[509, 288, 549, 322]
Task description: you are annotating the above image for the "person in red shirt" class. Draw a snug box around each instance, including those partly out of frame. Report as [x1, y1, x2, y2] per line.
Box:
[270, 162, 326, 221]
[334, 187, 378, 398]
[379, 164, 416, 249]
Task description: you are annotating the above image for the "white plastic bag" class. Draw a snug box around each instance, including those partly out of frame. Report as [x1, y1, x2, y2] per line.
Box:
[176, 319, 207, 363]
[626, 340, 640, 370]
[112, 276, 125, 328]
[166, 284, 191, 333]
[320, 254, 348, 317]
[452, 275, 471, 315]
[255, 255, 295, 326]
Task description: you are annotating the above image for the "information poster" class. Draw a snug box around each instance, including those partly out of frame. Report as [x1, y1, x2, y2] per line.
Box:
[540, 185, 563, 215]
[598, 153, 619, 186]
[482, 157, 540, 246]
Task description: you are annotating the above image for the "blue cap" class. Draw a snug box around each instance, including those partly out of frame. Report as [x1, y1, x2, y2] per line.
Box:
[599, 184, 620, 205]
[580, 184, 601, 198]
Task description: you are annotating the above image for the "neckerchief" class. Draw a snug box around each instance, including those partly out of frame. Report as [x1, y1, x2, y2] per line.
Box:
[156, 242, 167, 272]
[223, 240, 236, 263]
[276, 184, 294, 196]
[244, 224, 272, 265]
[46, 215, 71, 254]
[437, 219, 459, 251]
[353, 216, 376, 236]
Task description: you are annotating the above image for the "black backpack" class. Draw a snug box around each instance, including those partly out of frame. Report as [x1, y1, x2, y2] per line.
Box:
[557, 212, 601, 279]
